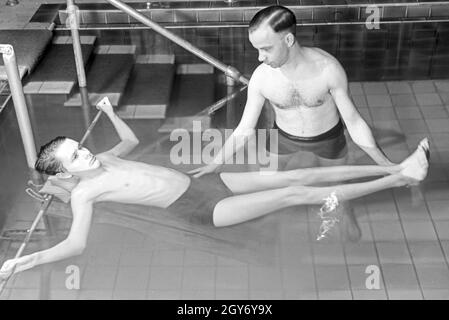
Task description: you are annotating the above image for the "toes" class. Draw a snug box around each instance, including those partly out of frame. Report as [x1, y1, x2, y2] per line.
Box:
[419, 139, 430, 159]
[418, 141, 430, 161]
[421, 144, 430, 161]
[420, 138, 429, 146]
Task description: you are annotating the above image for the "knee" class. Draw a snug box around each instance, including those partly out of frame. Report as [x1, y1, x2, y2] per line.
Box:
[212, 203, 228, 228]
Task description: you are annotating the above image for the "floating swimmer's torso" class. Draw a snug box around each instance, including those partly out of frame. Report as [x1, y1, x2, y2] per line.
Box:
[85, 155, 190, 208]
[254, 47, 341, 137]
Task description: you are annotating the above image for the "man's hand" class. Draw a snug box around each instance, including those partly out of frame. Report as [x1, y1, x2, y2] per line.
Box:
[96, 97, 114, 115]
[188, 163, 221, 178]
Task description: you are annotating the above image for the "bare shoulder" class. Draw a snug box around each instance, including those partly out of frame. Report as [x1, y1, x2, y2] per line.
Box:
[308, 47, 339, 65]
[71, 174, 106, 202]
[308, 47, 346, 85]
[71, 183, 98, 203]
[250, 63, 270, 84]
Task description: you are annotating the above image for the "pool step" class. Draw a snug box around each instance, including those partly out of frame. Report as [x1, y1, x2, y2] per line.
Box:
[23, 35, 96, 95]
[116, 54, 175, 119]
[0, 29, 52, 78]
[158, 64, 215, 133]
[63, 45, 136, 107]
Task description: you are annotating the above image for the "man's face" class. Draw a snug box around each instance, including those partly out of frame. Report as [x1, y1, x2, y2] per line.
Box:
[249, 24, 290, 68]
[55, 138, 100, 173]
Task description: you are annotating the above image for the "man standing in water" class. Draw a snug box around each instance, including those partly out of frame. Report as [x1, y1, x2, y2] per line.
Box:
[189, 5, 394, 240]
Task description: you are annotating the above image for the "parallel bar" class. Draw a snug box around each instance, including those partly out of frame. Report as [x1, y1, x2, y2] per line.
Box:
[207, 85, 247, 115]
[67, 0, 87, 87]
[79, 109, 102, 148]
[0, 195, 53, 294]
[13, 196, 53, 261]
[105, 0, 249, 85]
[0, 44, 37, 168]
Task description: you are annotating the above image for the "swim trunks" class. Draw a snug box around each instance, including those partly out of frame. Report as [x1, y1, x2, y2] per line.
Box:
[267, 119, 348, 160]
[166, 173, 233, 226]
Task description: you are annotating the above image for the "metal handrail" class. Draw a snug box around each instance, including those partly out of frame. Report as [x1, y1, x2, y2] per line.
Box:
[105, 0, 249, 86]
[0, 44, 37, 168]
[67, 0, 87, 87]
[0, 80, 8, 93]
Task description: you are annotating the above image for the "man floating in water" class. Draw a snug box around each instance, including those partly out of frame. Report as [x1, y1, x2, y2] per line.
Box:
[0, 97, 429, 279]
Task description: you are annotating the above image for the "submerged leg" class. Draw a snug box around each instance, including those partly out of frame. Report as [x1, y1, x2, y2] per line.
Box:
[213, 152, 428, 227]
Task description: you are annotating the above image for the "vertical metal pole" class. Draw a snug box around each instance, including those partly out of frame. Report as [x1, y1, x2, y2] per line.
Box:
[225, 76, 236, 127]
[79, 86, 95, 149]
[1, 45, 37, 168]
[67, 0, 87, 87]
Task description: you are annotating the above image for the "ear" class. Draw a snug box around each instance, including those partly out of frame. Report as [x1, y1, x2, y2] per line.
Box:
[56, 172, 73, 179]
[285, 33, 295, 47]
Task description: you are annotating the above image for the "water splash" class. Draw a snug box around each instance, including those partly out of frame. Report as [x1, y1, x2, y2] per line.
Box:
[316, 191, 340, 241]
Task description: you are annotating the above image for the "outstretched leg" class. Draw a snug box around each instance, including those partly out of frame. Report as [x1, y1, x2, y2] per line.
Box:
[220, 139, 429, 194]
[213, 144, 429, 227]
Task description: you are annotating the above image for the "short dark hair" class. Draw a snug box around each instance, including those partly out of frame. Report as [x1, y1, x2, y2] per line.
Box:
[249, 5, 296, 36]
[35, 136, 67, 175]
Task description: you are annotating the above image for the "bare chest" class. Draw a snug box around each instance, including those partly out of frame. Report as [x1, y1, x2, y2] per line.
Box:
[262, 70, 330, 110]
[94, 170, 148, 200]
[93, 163, 187, 207]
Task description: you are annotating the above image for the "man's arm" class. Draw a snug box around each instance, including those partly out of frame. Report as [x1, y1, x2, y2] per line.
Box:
[96, 97, 139, 158]
[0, 190, 94, 278]
[328, 61, 394, 166]
[189, 71, 266, 177]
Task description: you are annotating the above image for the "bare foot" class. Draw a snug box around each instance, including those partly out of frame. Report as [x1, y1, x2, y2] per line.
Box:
[400, 138, 430, 185]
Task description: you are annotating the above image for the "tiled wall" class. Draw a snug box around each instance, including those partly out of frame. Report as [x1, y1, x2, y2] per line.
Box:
[29, 1, 449, 81]
[68, 19, 449, 81]
[52, 1, 449, 25]
[38, 1, 449, 81]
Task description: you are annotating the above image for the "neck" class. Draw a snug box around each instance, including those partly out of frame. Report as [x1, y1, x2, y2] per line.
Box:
[280, 43, 306, 73]
[72, 166, 106, 180]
